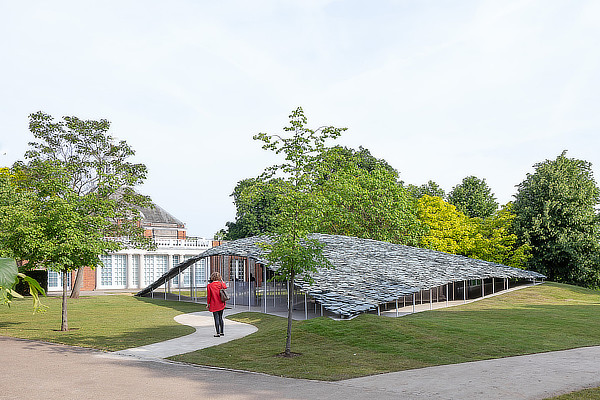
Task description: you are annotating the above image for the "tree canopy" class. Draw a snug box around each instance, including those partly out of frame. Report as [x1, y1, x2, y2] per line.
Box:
[447, 176, 498, 219]
[417, 195, 530, 269]
[253, 106, 344, 356]
[513, 151, 600, 287]
[407, 180, 446, 199]
[0, 112, 152, 330]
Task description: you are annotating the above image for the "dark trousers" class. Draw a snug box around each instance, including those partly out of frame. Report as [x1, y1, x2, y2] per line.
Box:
[213, 310, 224, 335]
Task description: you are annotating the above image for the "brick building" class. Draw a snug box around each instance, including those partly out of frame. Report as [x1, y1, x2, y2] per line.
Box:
[47, 201, 214, 292]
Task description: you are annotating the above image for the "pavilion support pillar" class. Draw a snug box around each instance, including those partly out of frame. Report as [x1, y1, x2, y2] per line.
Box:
[464, 280, 467, 303]
[396, 299, 399, 317]
[304, 293, 308, 320]
[481, 278, 484, 298]
[446, 283, 449, 307]
[412, 293, 415, 313]
[429, 288, 432, 310]
[263, 264, 267, 313]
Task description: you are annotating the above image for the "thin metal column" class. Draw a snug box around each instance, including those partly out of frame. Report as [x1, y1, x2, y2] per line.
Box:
[263, 264, 267, 313]
[305, 293, 308, 320]
[429, 288, 432, 310]
[248, 259, 251, 312]
[481, 278, 484, 298]
[464, 280, 467, 303]
[396, 299, 398, 317]
[412, 293, 415, 313]
[446, 283, 449, 307]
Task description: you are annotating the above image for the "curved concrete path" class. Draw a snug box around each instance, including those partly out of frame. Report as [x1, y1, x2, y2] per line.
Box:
[114, 309, 257, 359]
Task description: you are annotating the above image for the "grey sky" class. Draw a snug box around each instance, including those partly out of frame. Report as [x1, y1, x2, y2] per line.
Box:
[1, 0, 599, 237]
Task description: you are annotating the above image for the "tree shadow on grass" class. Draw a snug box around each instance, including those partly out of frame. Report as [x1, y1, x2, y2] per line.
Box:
[133, 295, 207, 314]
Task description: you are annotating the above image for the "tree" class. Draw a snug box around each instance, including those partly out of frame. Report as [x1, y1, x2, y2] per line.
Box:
[3, 112, 152, 330]
[447, 176, 498, 219]
[224, 178, 282, 240]
[313, 155, 425, 245]
[513, 151, 600, 286]
[417, 195, 473, 255]
[417, 196, 530, 269]
[407, 180, 446, 199]
[253, 107, 345, 357]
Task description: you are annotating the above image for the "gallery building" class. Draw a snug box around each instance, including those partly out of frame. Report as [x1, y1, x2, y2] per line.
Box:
[47, 201, 215, 293]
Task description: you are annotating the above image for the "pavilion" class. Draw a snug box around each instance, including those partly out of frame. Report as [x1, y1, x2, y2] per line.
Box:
[137, 233, 545, 318]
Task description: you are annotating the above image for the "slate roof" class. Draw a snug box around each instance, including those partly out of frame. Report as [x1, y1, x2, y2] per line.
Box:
[138, 202, 185, 227]
[197, 234, 546, 317]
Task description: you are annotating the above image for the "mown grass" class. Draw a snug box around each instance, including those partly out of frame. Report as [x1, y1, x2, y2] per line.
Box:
[170, 282, 600, 380]
[0, 294, 206, 351]
[2, 282, 600, 381]
[548, 387, 600, 399]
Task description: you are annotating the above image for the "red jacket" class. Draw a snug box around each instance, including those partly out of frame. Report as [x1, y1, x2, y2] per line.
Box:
[206, 281, 227, 312]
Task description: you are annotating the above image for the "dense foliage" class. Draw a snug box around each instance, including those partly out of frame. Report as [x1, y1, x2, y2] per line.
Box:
[513, 151, 600, 287]
[447, 176, 498, 219]
[0, 112, 152, 330]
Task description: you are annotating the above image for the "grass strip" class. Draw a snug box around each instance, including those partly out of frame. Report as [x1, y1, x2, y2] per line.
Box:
[547, 387, 600, 399]
[0, 294, 205, 351]
[170, 283, 600, 380]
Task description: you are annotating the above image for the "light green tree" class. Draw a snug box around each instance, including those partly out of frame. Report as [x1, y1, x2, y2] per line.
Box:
[513, 151, 600, 286]
[253, 107, 345, 357]
[417, 196, 530, 269]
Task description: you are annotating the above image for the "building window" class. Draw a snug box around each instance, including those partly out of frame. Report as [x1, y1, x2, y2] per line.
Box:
[195, 258, 207, 286]
[144, 255, 155, 286]
[230, 258, 245, 281]
[156, 255, 168, 276]
[113, 255, 127, 287]
[132, 255, 139, 286]
[172, 255, 180, 285]
[48, 271, 70, 289]
[100, 255, 112, 286]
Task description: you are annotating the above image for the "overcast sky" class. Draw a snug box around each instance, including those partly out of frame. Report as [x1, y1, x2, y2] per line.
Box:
[2, 0, 599, 238]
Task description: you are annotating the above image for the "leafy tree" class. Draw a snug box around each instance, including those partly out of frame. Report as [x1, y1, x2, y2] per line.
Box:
[513, 151, 600, 286]
[465, 204, 531, 269]
[448, 176, 498, 219]
[407, 180, 446, 199]
[253, 107, 345, 357]
[417, 195, 472, 254]
[3, 112, 152, 330]
[314, 157, 425, 245]
[417, 196, 530, 269]
[224, 178, 282, 240]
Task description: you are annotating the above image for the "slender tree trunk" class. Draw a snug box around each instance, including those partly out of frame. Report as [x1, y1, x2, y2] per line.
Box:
[70, 266, 84, 299]
[285, 272, 294, 356]
[61, 271, 69, 331]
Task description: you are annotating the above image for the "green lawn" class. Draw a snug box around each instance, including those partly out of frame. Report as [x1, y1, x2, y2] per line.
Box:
[548, 387, 600, 399]
[0, 294, 206, 351]
[170, 282, 600, 380]
[2, 282, 600, 382]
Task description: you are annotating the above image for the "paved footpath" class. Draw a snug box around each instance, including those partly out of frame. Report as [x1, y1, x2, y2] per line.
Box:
[3, 310, 600, 400]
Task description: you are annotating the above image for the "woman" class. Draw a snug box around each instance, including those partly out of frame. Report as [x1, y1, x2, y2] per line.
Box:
[206, 272, 227, 337]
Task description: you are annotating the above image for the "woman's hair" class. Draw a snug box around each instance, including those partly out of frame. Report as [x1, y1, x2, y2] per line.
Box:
[210, 271, 222, 282]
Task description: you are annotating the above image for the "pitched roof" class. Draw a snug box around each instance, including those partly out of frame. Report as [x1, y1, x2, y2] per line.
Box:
[138, 202, 185, 227]
[199, 234, 545, 317]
